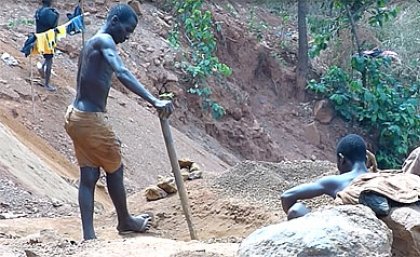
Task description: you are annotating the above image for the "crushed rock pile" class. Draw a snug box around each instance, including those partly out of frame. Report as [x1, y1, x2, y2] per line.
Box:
[0, 178, 78, 219]
[213, 160, 338, 210]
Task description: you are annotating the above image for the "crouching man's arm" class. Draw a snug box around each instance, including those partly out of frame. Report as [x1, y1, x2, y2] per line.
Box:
[281, 177, 337, 220]
[286, 202, 311, 220]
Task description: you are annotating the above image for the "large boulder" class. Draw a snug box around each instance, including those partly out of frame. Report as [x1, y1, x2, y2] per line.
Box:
[238, 205, 392, 257]
[381, 205, 420, 257]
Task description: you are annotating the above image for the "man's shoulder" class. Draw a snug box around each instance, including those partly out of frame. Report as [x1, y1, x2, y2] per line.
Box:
[89, 33, 116, 48]
[318, 174, 342, 184]
[318, 173, 357, 189]
[36, 6, 59, 18]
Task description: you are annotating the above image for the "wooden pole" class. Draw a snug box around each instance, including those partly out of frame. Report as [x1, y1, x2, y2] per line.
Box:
[159, 118, 197, 240]
[29, 56, 35, 117]
[79, 0, 85, 45]
[28, 15, 35, 118]
[77, 0, 85, 91]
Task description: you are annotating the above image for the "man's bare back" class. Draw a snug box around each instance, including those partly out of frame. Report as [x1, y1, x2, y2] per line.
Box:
[281, 134, 369, 220]
[73, 34, 116, 112]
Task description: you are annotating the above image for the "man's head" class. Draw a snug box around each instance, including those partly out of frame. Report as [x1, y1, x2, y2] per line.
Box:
[42, 0, 53, 7]
[336, 134, 367, 173]
[106, 4, 138, 44]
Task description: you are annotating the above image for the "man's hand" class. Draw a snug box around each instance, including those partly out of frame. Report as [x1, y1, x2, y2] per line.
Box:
[287, 202, 311, 220]
[154, 99, 174, 119]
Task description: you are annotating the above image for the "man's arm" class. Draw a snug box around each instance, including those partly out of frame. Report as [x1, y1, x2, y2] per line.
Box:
[99, 36, 158, 104]
[281, 181, 327, 214]
[281, 175, 338, 214]
[99, 35, 173, 117]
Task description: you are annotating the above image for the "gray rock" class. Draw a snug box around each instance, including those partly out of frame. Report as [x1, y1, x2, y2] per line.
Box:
[381, 205, 420, 257]
[0, 245, 19, 257]
[239, 205, 392, 257]
[1, 52, 18, 66]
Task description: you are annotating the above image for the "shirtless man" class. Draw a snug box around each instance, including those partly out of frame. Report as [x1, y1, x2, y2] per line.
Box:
[281, 134, 369, 220]
[281, 134, 420, 220]
[64, 4, 173, 240]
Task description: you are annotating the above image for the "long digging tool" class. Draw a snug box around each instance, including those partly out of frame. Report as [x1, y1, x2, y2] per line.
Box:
[159, 117, 198, 240]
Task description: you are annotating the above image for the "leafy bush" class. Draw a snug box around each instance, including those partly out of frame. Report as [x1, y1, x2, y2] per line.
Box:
[308, 0, 398, 58]
[7, 18, 34, 29]
[377, 2, 420, 82]
[308, 55, 420, 168]
[169, 0, 232, 119]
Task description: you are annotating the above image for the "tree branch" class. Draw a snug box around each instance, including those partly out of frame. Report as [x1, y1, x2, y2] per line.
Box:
[345, 3, 362, 55]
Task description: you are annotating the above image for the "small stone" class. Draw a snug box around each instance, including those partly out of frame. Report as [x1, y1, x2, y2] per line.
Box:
[141, 62, 151, 69]
[165, 71, 178, 82]
[163, 15, 173, 23]
[24, 250, 40, 257]
[157, 176, 177, 194]
[145, 186, 168, 201]
[52, 201, 63, 208]
[154, 58, 161, 66]
[1, 52, 18, 66]
[128, 0, 143, 16]
[190, 162, 200, 172]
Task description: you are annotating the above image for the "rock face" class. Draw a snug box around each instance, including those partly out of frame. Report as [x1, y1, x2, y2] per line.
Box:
[313, 99, 335, 124]
[381, 205, 420, 257]
[238, 205, 392, 257]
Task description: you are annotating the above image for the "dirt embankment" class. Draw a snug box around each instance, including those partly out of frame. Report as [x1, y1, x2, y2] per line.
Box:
[0, 0, 361, 256]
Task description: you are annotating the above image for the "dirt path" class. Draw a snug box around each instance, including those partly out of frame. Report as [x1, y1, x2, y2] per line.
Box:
[1, 236, 238, 257]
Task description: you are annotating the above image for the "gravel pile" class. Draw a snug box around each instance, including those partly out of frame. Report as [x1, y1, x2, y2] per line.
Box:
[0, 178, 78, 219]
[213, 160, 337, 209]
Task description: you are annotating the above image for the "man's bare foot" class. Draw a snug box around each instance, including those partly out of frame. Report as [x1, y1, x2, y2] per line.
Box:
[82, 234, 97, 241]
[117, 214, 152, 234]
[45, 84, 57, 92]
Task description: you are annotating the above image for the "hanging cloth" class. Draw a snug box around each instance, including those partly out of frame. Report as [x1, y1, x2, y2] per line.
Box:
[66, 4, 85, 35]
[32, 29, 56, 55]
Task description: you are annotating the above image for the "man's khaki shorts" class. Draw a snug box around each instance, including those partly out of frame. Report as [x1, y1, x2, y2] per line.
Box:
[64, 106, 122, 173]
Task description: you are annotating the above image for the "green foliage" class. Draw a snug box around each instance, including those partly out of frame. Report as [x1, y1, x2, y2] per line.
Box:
[308, 0, 398, 58]
[188, 86, 226, 120]
[169, 0, 232, 119]
[248, 8, 268, 42]
[308, 17, 338, 58]
[7, 18, 34, 29]
[306, 0, 418, 168]
[377, 2, 420, 82]
[308, 56, 420, 168]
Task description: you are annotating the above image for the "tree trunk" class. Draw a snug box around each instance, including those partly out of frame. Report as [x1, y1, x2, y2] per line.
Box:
[296, 0, 309, 101]
[345, 4, 362, 55]
[345, 3, 367, 87]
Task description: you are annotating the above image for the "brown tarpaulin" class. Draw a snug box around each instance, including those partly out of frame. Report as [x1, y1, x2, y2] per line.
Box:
[403, 147, 420, 176]
[336, 147, 420, 205]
